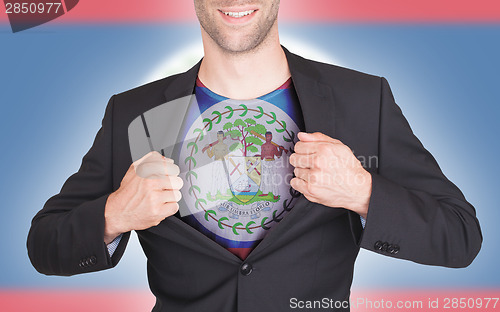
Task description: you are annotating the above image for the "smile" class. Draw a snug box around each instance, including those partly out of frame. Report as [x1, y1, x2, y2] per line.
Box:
[220, 10, 256, 18]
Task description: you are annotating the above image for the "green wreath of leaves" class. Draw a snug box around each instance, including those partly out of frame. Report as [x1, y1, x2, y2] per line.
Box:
[284, 130, 295, 142]
[186, 170, 198, 180]
[218, 217, 229, 229]
[261, 217, 271, 230]
[275, 120, 286, 133]
[204, 209, 216, 221]
[254, 106, 264, 119]
[212, 110, 222, 124]
[239, 104, 248, 116]
[266, 112, 277, 124]
[272, 210, 283, 222]
[184, 156, 197, 167]
[232, 222, 243, 235]
[245, 221, 256, 234]
[187, 142, 198, 154]
[195, 198, 207, 210]
[189, 185, 201, 196]
[203, 118, 213, 131]
[193, 128, 204, 141]
[225, 106, 234, 119]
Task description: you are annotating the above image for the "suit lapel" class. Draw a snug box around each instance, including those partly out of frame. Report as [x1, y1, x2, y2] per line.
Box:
[283, 46, 337, 137]
[164, 60, 201, 161]
[136, 60, 243, 262]
[131, 61, 201, 162]
[245, 48, 338, 258]
[163, 60, 201, 102]
[152, 60, 249, 262]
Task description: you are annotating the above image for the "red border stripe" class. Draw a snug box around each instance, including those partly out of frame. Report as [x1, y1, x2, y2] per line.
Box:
[0, 289, 498, 312]
[0, 290, 156, 312]
[1, 0, 500, 23]
[279, 0, 500, 22]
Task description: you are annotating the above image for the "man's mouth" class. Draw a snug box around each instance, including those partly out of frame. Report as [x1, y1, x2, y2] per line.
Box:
[220, 9, 257, 18]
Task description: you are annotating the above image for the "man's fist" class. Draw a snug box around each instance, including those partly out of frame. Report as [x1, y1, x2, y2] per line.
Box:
[104, 151, 184, 244]
[289, 132, 372, 219]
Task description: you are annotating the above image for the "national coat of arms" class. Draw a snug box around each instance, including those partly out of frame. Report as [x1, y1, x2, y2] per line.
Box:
[179, 99, 301, 242]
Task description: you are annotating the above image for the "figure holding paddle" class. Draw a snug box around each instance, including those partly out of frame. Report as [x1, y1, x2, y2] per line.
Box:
[203, 131, 231, 201]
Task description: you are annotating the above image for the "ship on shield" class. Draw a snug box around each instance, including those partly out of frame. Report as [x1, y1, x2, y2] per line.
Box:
[225, 156, 262, 204]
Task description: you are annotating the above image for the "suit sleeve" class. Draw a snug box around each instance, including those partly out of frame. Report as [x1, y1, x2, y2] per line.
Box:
[355, 77, 482, 268]
[27, 95, 131, 276]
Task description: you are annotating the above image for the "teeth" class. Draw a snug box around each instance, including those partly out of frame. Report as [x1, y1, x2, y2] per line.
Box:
[222, 10, 255, 18]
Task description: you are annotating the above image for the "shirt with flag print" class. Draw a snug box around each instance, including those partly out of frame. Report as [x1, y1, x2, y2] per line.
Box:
[176, 77, 305, 260]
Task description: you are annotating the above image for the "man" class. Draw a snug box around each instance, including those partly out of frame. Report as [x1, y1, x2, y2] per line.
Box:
[258, 131, 285, 200]
[204, 130, 231, 200]
[27, 1, 482, 311]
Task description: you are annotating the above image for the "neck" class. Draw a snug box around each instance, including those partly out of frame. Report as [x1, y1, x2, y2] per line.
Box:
[198, 25, 291, 100]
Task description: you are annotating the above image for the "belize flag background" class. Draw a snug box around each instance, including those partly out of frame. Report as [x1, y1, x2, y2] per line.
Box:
[1, 1, 499, 311]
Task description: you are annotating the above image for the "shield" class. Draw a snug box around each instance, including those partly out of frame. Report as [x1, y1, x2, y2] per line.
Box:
[225, 156, 262, 203]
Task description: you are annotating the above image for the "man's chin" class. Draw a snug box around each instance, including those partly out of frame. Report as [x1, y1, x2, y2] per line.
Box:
[216, 36, 266, 55]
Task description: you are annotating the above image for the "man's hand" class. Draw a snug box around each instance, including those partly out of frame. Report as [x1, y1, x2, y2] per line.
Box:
[103, 151, 184, 244]
[289, 132, 372, 219]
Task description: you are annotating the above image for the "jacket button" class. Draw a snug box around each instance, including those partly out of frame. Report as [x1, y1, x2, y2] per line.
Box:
[387, 244, 395, 254]
[381, 242, 388, 252]
[374, 241, 383, 250]
[393, 245, 400, 254]
[240, 263, 253, 276]
[79, 259, 87, 268]
[89, 256, 97, 265]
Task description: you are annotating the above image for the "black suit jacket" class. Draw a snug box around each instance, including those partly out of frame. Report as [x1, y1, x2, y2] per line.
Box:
[27, 47, 482, 311]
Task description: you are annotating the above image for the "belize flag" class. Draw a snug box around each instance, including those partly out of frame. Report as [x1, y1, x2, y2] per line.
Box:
[1, 1, 499, 311]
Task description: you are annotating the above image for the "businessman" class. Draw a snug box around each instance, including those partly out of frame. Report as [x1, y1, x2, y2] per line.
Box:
[27, 1, 482, 311]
